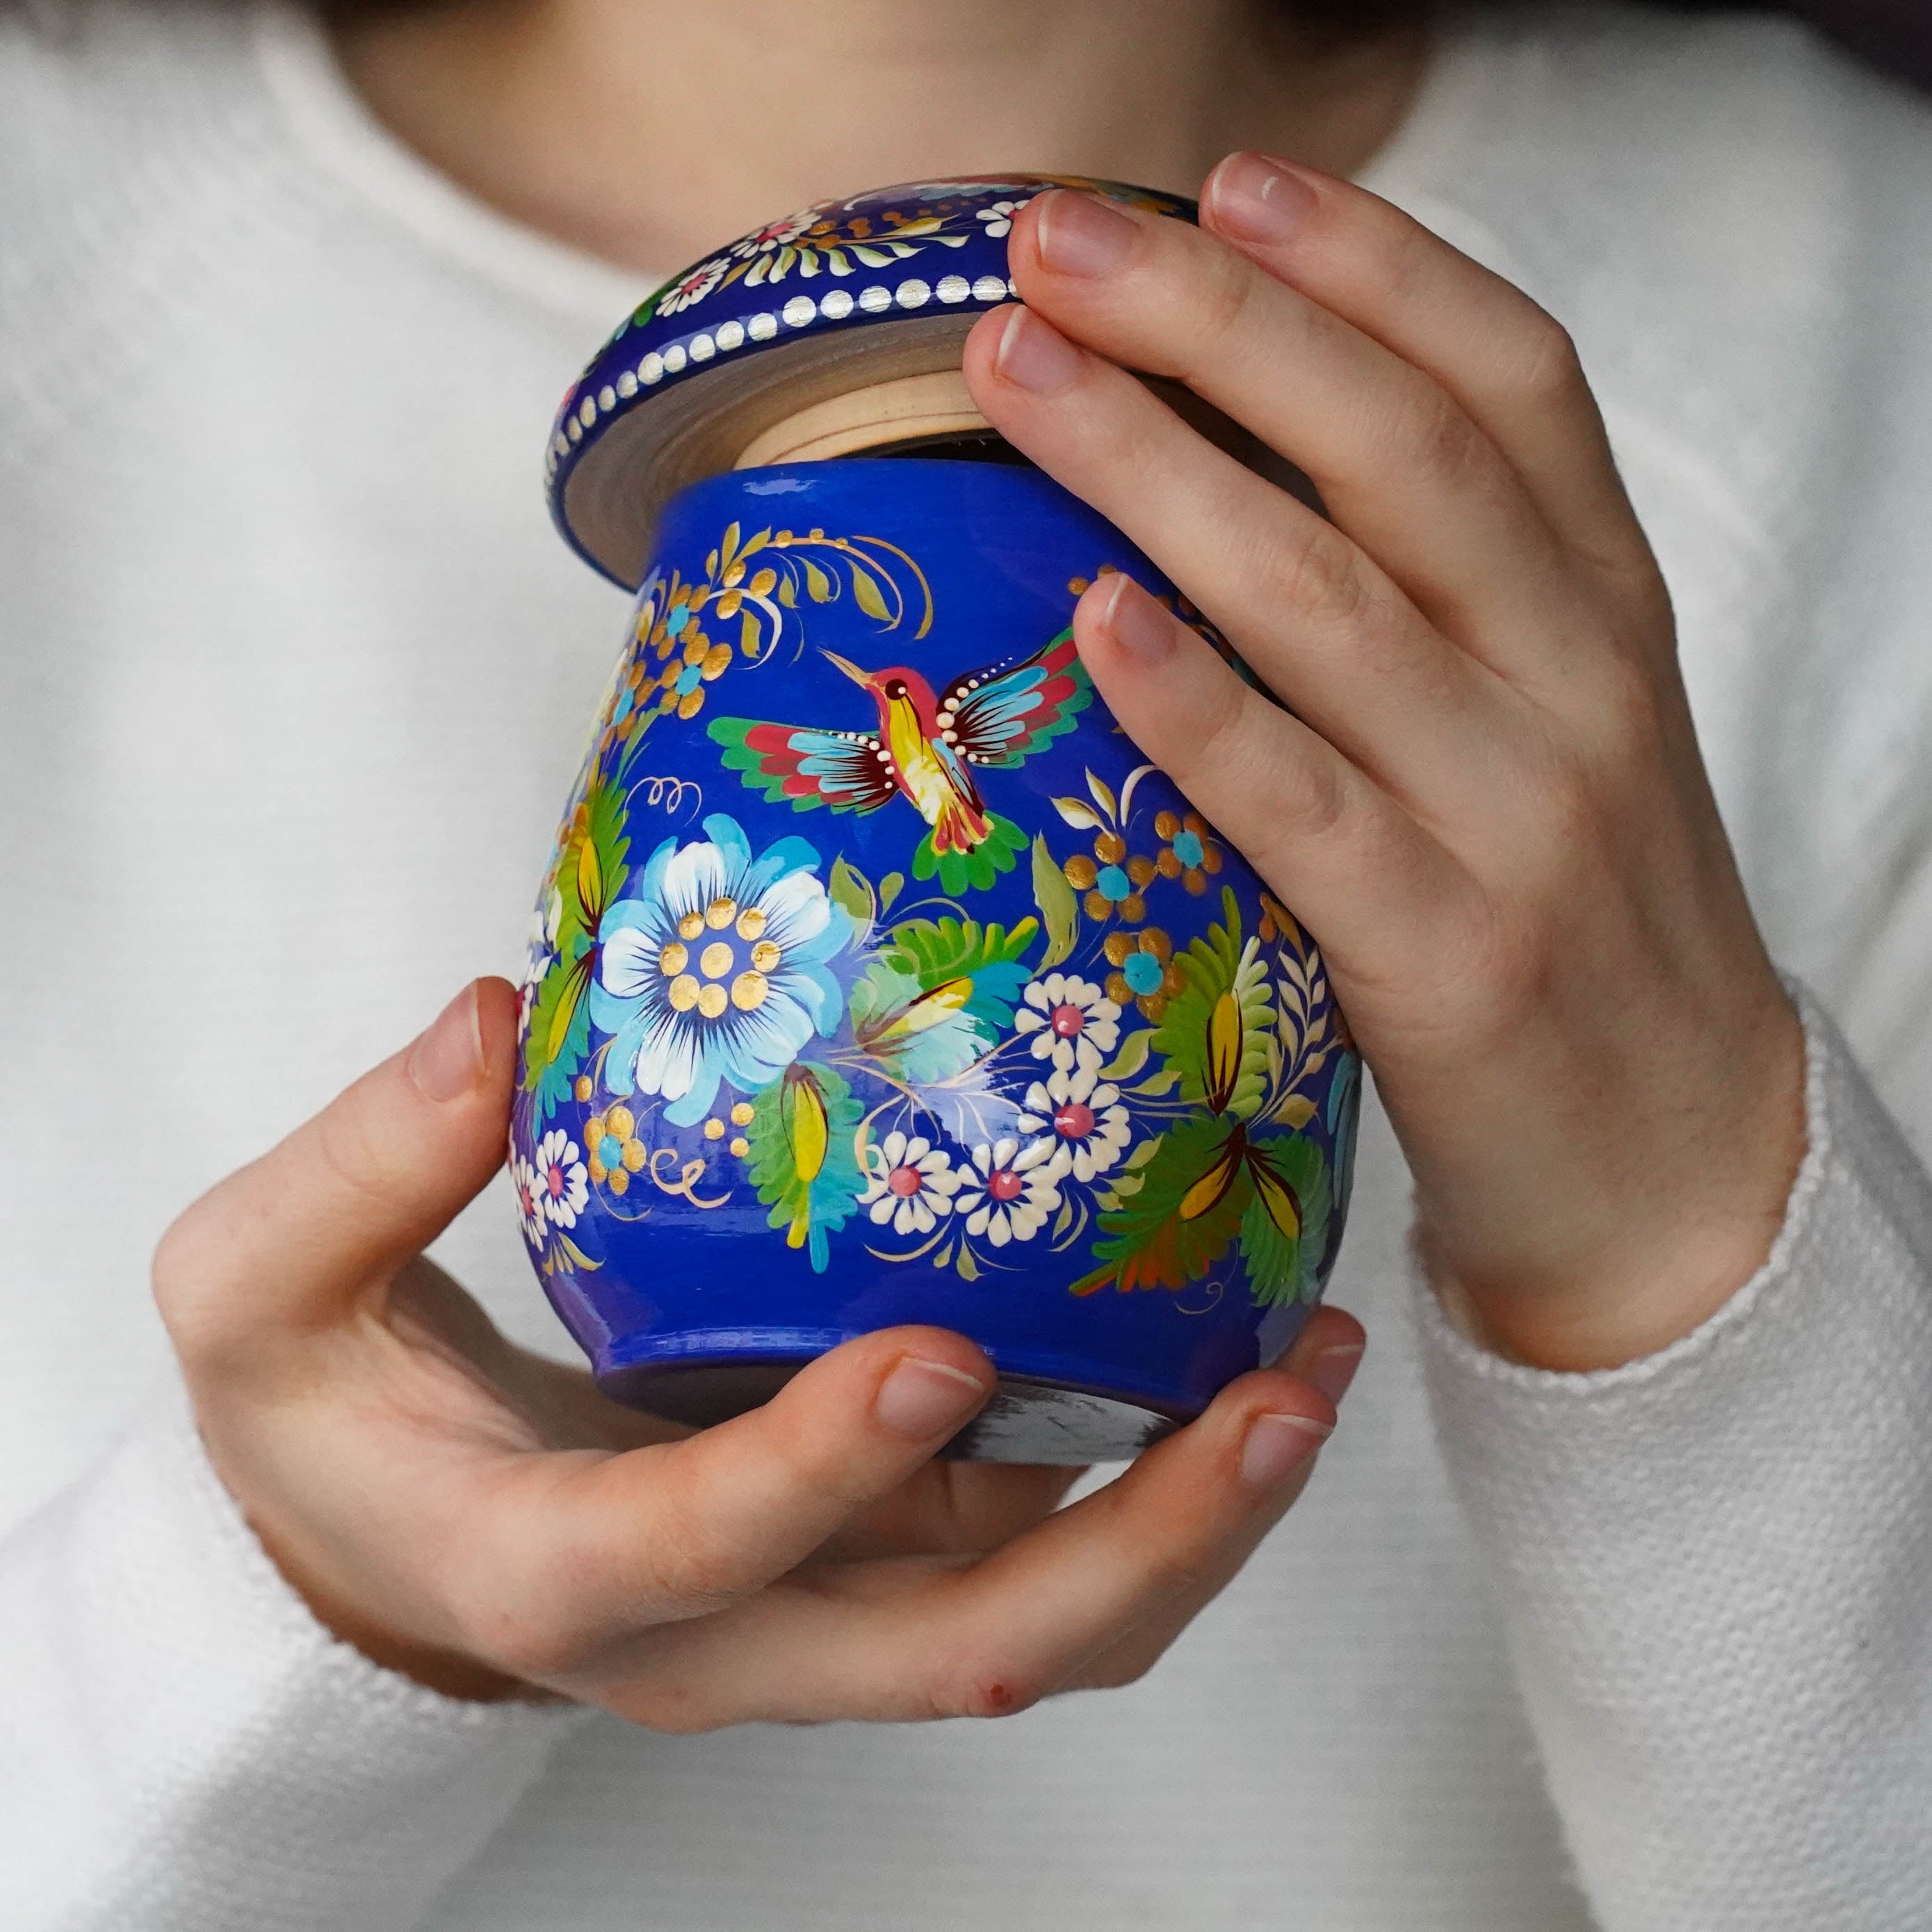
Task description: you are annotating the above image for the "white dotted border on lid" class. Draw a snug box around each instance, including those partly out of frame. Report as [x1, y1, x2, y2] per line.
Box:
[548, 271, 1020, 476]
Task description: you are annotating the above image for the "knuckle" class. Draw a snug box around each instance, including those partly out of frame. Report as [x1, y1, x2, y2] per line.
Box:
[1584, 653, 1668, 765]
[1267, 522, 1370, 630]
[1512, 309, 1586, 404]
[466, 1603, 584, 1686]
[150, 1198, 250, 1365]
[1399, 384, 1487, 493]
[637, 1702, 724, 1737]
[638, 1522, 744, 1618]
[314, 1090, 415, 1220]
[1180, 244, 1263, 373]
[929, 1653, 1049, 1722]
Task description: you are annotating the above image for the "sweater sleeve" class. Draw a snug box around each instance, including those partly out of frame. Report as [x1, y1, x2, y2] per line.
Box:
[0, 1383, 588, 1932]
[1418, 987, 1932, 1931]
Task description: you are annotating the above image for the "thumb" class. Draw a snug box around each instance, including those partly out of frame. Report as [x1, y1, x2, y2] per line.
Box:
[154, 978, 519, 1349]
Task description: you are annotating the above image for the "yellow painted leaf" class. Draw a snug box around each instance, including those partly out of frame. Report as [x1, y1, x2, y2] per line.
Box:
[1274, 1094, 1317, 1130]
[785, 1074, 829, 1186]
[1249, 1158, 1303, 1241]
[1180, 1141, 1242, 1221]
[879, 977, 973, 1039]
[576, 832, 603, 925]
[1206, 989, 1243, 1114]
[544, 955, 592, 1066]
[850, 564, 890, 622]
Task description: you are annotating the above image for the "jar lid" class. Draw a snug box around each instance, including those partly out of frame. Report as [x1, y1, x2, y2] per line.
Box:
[546, 175, 1196, 587]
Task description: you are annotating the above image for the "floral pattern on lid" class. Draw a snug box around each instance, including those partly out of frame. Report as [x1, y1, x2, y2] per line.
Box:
[546, 175, 1196, 581]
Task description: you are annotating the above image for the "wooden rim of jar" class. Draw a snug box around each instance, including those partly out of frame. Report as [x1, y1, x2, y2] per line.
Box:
[556, 312, 1274, 589]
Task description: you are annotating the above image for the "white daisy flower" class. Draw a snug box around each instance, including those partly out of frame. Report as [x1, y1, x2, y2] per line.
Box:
[1014, 1060, 1132, 1184]
[953, 1136, 1061, 1247]
[974, 197, 1032, 238]
[509, 1151, 549, 1248]
[1012, 972, 1121, 1072]
[535, 1128, 590, 1230]
[517, 889, 563, 1036]
[657, 254, 733, 316]
[859, 1130, 962, 1236]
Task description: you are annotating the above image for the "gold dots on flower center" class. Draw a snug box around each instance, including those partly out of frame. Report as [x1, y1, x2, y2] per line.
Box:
[700, 941, 735, 979]
[677, 911, 705, 941]
[749, 939, 781, 973]
[705, 897, 738, 930]
[697, 982, 729, 1019]
[658, 941, 688, 975]
[668, 973, 701, 1012]
[732, 971, 770, 1012]
[736, 907, 767, 941]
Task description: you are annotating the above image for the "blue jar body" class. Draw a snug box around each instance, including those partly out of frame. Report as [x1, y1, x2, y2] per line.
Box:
[510, 459, 1361, 1459]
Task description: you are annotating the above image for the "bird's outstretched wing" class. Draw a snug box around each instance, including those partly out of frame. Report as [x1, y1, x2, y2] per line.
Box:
[708, 717, 900, 814]
[937, 627, 1092, 770]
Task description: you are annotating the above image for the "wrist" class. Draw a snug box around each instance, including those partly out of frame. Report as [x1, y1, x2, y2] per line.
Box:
[193, 1408, 545, 1705]
[1422, 993, 1808, 1374]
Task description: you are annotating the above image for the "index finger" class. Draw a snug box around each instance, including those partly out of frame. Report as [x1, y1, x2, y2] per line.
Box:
[1196, 153, 1653, 582]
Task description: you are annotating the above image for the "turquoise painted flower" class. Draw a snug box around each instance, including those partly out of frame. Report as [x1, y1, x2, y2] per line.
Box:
[590, 813, 851, 1127]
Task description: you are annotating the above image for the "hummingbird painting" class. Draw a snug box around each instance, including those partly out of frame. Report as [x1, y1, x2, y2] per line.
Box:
[708, 628, 1094, 893]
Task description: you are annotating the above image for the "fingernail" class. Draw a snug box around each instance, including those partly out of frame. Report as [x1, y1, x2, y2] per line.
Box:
[408, 982, 485, 1103]
[1034, 189, 1137, 277]
[993, 306, 1086, 396]
[1306, 1343, 1364, 1407]
[1208, 152, 1318, 246]
[1241, 1412, 1331, 1491]
[1098, 574, 1177, 663]
[877, 1356, 989, 1440]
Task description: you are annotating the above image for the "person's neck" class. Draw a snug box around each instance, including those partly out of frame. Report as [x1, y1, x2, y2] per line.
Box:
[332, 0, 1430, 274]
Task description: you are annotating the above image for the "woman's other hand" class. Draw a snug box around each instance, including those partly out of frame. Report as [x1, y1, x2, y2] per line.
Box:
[152, 979, 1361, 1716]
[964, 162, 1805, 1373]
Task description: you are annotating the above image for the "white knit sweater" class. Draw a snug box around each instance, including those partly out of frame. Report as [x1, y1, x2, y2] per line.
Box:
[3, 3, 1931, 1927]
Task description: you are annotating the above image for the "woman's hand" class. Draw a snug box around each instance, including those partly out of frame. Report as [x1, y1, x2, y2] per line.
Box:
[153, 978, 1362, 1719]
[963, 160, 1805, 1373]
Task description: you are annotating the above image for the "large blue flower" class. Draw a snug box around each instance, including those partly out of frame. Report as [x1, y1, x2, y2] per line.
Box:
[590, 813, 851, 1127]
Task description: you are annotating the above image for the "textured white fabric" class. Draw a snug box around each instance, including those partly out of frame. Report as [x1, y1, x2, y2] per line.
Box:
[1423, 988, 1932, 1929]
[2, 1, 1930, 1928]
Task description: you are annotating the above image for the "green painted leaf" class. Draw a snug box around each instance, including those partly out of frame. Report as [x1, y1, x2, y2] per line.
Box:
[802, 558, 834, 603]
[851, 914, 1038, 1082]
[913, 816, 1026, 893]
[1099, 1028, 1155, 1082]
[882, 914, 1038, 987]
[1240, 1133, 1333, 1308]
[1151, 887, 1274, 1120]
[1031, 834, 1080, 969]
[521, 944, 594, 1112]
[828, 854, 875, 947]
[1072, 1112, 1251, 1295]
[878, 871, 904, 911]
[746, 1062, 863, 1272]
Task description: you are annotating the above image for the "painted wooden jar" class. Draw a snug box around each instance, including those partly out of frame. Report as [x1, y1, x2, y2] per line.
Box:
[517, 178, 1361, 1461]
